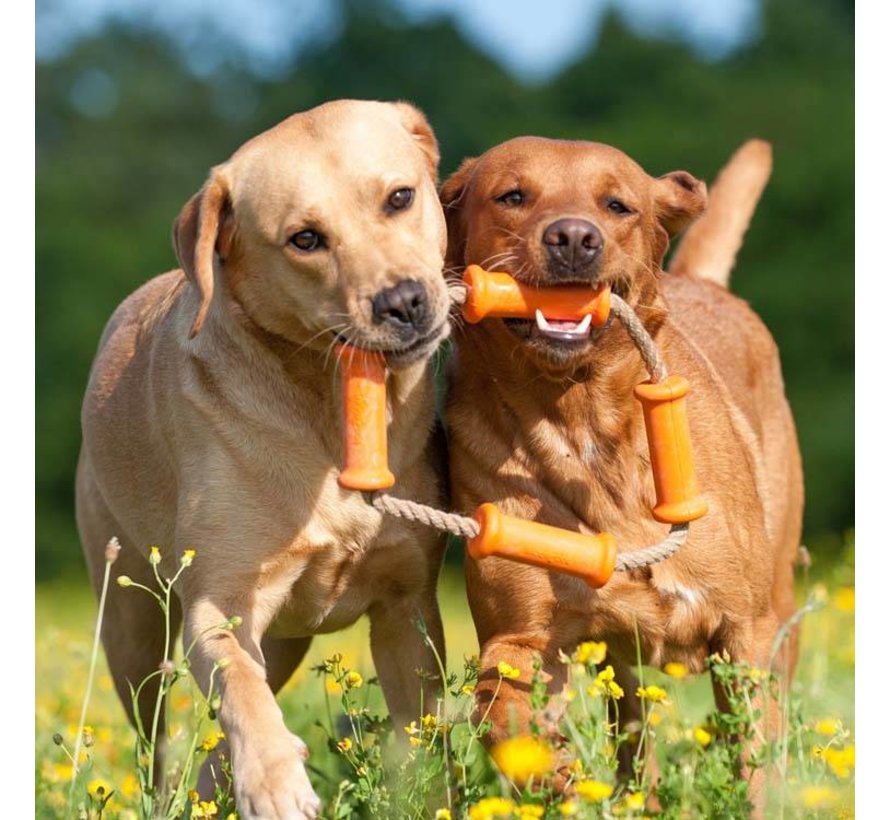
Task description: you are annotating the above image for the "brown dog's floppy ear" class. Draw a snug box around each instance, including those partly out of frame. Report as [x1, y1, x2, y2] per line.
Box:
[654, 171, 708, 237]
[172, 168, 232, 338]
[439, 157, 479, 268]
[392, 101, 440, 182]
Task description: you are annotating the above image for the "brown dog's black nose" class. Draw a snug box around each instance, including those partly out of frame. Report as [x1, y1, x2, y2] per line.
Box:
[542, 218, 603, 272]
[371, 279, 429, 332]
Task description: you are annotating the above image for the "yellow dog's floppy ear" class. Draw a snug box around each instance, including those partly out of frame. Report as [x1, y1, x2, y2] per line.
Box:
[439, 156, 479, 269]
[654, 171, 708, 237]
[172, 168, 233, 338]
[392, 101, 441, 183]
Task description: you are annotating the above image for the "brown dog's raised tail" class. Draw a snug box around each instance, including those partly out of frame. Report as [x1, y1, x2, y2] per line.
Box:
[668, 139, 772, 288]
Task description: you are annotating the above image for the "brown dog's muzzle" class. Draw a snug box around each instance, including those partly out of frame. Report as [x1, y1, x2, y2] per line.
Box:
[542, 218, 603, 279]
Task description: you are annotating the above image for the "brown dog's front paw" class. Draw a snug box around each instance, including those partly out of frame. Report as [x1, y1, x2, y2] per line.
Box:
[233, 734, 321, 820]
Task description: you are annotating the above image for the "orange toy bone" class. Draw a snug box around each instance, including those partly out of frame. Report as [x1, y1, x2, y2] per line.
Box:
[467, 503, 617, 588]
[336, 347, 395, 491]
[634, 376, 708, 524]
[461, 264, 611, 325]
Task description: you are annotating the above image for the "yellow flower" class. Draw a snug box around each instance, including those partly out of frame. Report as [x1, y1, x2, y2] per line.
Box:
[337, 737, 353, 753]
[192, 801, 219, 818]
[435, 810, 452, 820]
[620, 792, 645, 812]
[82, 725, 95, 747]
[636, 685, 669, 703]
[344, 671, 363, 689]
[468, 796, 517, 819]
[87, 778, 112, 798]
[404, 721, 418, 735]
[120, 773, 139, 798]
[325, 677, 341, 694]
[422, 713, 438, 730]
[461, 684, 475, 696]
[694, 727, 712, 747]
[558, 800, 578, 816]
[663, 662, 688, 679]
[798, 785, 839, 809]
[181, 548, 196, 567]
[563, 687, 577, 702]
[42, 761, 73, 783]
[587, 665, 624, 699]
[200, 731, 225, 752]
[518, 805, 544, 819]
[497, 661, 521, 679]
[188, 789, 200, 803]
[814, 718, 842, 736]
[490, 735, 554, 782]
[575, 779, 613, 802]
[648, 711, 663, 727]
[149, 545, 161, 565]
[823, 744, 855, 778]
[833, 586, 855, 611]
[574, 641, 607, 666]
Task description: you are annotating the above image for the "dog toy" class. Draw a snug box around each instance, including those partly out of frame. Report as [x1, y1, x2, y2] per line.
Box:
[336, 267, 707, 588]
[336, 347, 395, 491]
[461, 264, 611, 326]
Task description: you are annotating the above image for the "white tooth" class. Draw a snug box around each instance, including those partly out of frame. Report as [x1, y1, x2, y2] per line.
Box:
[576, 313, 592, 334]
[535, 309, 551, 331]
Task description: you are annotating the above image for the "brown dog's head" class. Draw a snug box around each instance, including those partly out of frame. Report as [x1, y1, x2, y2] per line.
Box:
[441, 137, 706, 369]
[173, 99, 450, 369]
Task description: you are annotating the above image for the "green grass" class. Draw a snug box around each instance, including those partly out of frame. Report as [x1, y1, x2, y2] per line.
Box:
[36, 541, 854, 818]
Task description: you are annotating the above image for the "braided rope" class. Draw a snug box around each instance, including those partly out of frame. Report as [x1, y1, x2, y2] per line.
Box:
[614, 524, 688, 571]
[363, 289, 686, 573]
[609, 293, 667, 383]
[369, 492, 480, 539]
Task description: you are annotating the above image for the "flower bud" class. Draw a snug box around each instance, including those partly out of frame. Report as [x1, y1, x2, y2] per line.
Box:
[104, 537, 121, 564]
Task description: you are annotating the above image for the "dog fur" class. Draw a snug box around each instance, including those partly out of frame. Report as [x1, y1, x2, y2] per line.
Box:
[76, 99, 451, 819]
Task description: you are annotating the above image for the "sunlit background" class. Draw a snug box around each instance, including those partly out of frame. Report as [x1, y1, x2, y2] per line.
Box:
[36, 0, 853, 577]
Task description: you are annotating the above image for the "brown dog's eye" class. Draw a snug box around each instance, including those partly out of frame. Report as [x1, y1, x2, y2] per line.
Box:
[290, 230, 324, 252]
[386, 187, 415, 212]
[606, 198, 633, 215]
[496, 190, 525, 207]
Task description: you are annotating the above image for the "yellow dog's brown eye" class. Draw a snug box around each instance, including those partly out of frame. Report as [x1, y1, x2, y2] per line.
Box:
[606, 198, 633, 215]
[290, 230, 324, 251]
[496, 189, 524, 207]
[386, 187, 414, 212]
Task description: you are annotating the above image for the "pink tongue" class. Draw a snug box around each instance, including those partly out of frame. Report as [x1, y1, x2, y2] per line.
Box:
[546, 319, 581, 330]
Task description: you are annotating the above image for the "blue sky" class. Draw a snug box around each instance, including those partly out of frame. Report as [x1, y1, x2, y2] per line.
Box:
[36, 0, 760, 81]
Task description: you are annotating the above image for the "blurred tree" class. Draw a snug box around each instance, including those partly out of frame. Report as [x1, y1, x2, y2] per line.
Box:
[36, 0, 852, 577]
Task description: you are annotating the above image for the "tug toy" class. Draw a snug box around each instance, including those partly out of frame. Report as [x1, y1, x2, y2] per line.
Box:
[336, 266, 708, 588]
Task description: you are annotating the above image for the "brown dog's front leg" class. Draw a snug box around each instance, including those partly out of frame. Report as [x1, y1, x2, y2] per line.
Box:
[475, 637, 567, 746]
[183, 593, 321, 820]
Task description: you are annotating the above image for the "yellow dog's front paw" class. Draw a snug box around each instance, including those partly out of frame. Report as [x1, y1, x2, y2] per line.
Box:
[233, 735, 321, 820]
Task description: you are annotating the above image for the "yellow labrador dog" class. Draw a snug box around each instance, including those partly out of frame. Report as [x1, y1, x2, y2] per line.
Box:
[76, 99, 451, 818]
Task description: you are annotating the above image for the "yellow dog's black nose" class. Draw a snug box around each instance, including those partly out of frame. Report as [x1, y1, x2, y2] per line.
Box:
[371, 279, 430, 332]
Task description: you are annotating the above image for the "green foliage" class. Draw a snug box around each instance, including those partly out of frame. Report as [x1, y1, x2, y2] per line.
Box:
[36, 0, 853, 576]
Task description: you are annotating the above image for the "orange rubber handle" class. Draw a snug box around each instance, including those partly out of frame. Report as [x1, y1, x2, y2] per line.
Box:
[462, 265, 611, 325]
[634, 376, 707, 524]
[337, 346, 395, 491]
[467, 503, 617, 588]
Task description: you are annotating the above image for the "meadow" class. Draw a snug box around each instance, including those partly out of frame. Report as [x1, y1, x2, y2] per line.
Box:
[36, 536, 854, 819]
